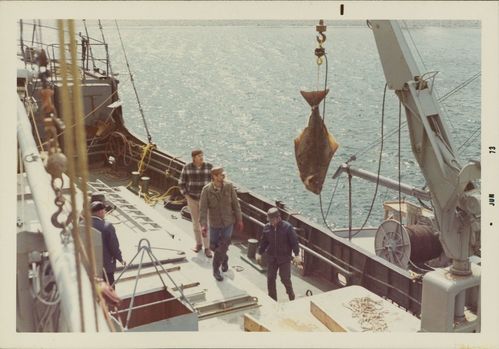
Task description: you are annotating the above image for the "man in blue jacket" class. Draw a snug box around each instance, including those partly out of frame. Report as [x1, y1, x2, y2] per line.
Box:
[256, 208, 302, 301]
[91, 201, 126, 287]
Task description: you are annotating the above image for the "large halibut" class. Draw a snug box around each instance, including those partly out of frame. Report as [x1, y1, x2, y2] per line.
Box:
[294, 89, 339, 194]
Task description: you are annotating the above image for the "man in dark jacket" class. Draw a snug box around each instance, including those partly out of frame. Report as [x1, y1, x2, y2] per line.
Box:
[91, 201, 126, 287]
[256, 208, 302, 301]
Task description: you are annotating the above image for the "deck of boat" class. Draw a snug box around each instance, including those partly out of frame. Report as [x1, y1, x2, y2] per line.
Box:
[86, 171, 335, 331]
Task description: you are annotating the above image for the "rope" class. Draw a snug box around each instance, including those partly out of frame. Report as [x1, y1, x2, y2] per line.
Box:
[143, 185, 183, 206]
[57, 20, 87, 331]
[66, 19, 101, 331]
[114, 20, 153, 143]
[106, 131, 134, 166]
[137, 142, 156, 175]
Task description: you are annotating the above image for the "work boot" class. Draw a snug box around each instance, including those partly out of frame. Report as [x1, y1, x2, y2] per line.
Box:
[213, 269, 223, 281]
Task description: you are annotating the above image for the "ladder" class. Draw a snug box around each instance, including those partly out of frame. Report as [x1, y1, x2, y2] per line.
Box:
[88, 179, 162, 234]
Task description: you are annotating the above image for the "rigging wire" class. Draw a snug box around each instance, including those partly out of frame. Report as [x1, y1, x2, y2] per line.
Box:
[82, 19, 97, 71]
[20, 20, 26, 67]
[346, 83, 388, 239]
[457, 125, 481, 153]
[114, 20, 153, 143]
[321, 54, 329, 122]
[438, 71, 481, 102]
[98, 20, 114, 76]
[401, 21, 458, 134]
[350, 69, 480, 162]
[397, 99, 403, 225]
[314, 38, 342, 230]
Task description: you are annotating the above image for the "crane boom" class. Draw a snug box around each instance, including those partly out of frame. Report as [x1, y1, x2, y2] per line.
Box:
[368, 20, 480, 276]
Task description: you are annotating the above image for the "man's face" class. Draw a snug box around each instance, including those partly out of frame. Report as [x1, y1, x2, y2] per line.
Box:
[213, 172, 225, 184]
[269, 216, 280, 227]
[193, 153, 204, 165]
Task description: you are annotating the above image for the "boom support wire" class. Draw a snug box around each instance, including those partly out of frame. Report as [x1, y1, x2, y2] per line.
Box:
[114, 20, 153, 143]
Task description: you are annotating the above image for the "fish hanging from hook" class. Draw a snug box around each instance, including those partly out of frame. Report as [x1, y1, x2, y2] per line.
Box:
[294, 89, 339, 194]
[294, 20, 339, 195]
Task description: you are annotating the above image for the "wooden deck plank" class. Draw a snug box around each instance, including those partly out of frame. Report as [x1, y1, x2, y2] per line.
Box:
[309, 285, 420, 332]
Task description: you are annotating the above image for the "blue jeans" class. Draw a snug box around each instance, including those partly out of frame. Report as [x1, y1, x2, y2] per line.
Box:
[209, 225, 233, 272]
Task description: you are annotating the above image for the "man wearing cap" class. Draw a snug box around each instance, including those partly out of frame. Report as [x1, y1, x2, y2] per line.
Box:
[91, 201, 126, 286]
[199, 166, 243, 281]
[256, 208, 301, 301]
[178, 149, 213, 257]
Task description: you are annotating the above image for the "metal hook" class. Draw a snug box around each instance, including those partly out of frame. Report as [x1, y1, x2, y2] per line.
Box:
[316, 32, 327, 45]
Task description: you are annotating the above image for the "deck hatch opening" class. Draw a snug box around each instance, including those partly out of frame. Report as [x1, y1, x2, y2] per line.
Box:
[111, 288, 198, 331]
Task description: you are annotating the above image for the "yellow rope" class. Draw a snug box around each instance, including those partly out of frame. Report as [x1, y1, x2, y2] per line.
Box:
[137, 142, 156, 175]
[142, 185, 184, 206]
[57, 20, 87, 332]
[67, 19, 101, 332]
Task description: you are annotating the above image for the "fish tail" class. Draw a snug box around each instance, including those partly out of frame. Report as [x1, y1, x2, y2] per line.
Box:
[300, 89, 329, 107]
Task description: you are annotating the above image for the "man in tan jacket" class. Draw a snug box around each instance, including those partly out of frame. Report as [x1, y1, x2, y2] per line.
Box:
[199, 167, 243, 281]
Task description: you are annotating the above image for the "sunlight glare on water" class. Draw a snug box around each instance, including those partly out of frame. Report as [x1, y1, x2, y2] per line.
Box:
[81, 20, 481, 228]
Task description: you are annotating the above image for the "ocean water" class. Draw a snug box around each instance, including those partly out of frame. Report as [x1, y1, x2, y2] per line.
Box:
[82, 20, 481, 229]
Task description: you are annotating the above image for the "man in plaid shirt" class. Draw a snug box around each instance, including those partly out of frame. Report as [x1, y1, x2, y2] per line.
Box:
[178, 149, 213, 257]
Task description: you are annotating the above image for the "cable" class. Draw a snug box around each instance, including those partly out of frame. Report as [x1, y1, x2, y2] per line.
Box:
[82, 19, 97, 71]
[322, 54, 329, 122]
[398, 99, 403, 225]
[98, 20, 114, 76]
[347, 83, 388, 239]
[114, 20, 153, 143]
[438, 72, 481, 103]
[457, 125, 481, 153]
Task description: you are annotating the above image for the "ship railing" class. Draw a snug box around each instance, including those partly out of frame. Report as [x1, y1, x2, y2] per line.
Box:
[17, 97, 111, 332]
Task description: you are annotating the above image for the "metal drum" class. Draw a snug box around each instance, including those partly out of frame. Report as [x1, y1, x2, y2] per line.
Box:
[375, 220, 442, 269]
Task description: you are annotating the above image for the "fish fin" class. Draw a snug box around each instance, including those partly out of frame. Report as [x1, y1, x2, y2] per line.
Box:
[327, 132, 340, 153]
[300, 89, 329, 107]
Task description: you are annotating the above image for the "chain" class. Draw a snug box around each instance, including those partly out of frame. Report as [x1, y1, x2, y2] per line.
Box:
[47, 154, 71, 244]
[343, 296, 389, 332]
[38, 43, 73, 244]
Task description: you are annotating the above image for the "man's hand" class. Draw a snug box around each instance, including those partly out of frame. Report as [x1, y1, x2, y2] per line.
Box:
[292, 255, 303, 265]
[201, 226, 208, 237]
[255, 253, 262, 264]
[236, 221, 244, 232]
